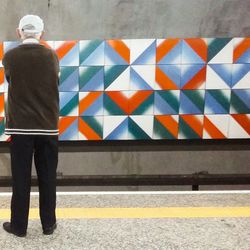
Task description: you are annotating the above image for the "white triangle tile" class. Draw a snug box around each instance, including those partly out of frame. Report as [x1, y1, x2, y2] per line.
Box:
[208, 40, 234, 64]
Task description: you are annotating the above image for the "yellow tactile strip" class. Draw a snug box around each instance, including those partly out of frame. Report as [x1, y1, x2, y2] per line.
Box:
[1, 207, 250, 219]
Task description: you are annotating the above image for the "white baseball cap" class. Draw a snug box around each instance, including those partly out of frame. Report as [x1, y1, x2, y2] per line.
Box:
[18, 14, 44, 33]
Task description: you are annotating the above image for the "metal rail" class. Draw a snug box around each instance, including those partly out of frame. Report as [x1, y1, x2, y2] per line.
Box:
[1, 173, 250, 190]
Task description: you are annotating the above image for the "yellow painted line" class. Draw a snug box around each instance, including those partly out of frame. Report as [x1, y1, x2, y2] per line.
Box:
[0, 207, 250, 219]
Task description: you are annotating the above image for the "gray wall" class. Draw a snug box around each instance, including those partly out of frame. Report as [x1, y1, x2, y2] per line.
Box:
[0, 0, 250, 190]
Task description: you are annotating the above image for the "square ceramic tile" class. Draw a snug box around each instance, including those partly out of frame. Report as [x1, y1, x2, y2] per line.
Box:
[79, 40, 104, 66]
[78, 116, 103, 140]
[205, 64, 232, 89]
[128, 115, 153, 139]
[105, 39, 130, 65]
[128, 90, 154, 115]
[178, 114, 204, 139]
[59, 116, 78, 141]
[154, 90, 180, 115]
[54, 41, 79, 66]
[155, 64, 181, 90]
[59, 92, 79, 116]
[233, 38, 250, 63]
[153, 115, 179, 139]
[104, 65, 130, 91]
[204, 90, 231, 114]
[231, 63, 250, 89]
[79, 91, 103, 116]
[156, 39, 182, 64]
[103, 115, 128, 140]
[182, 38, 207, 64]
[179, 90, 205, 114]
[79, 66, 104, 91]
[228, 114, 250, 138]
[207, 38, 234, 64]
[181, 64, 206, 89]
[230, 89, 250, 114]
[59, 66, 79, 91]
[203, 114, 229, 139]
[130, 65, 155, 90]
[130, 39, 156, 65]
[104, 91, 129, 115]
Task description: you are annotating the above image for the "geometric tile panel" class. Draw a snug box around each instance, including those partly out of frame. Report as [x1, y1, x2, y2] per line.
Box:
[1, 38, 250, 141]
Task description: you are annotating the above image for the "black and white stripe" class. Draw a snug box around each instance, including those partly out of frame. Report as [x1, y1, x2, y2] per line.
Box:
[4, 128, 59, 135]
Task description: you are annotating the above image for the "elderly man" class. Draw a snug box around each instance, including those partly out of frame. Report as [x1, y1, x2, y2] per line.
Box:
[2, 15, 60, 237]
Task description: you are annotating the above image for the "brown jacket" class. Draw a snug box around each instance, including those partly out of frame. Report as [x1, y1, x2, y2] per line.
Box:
[2, 42, 60, 135]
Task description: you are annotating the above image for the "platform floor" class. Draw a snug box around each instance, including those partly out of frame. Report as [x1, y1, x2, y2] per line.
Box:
[0, 191, 250, 250]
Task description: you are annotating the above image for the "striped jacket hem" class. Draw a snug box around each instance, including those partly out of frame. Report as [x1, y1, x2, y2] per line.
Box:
[4, 128, 59, 135]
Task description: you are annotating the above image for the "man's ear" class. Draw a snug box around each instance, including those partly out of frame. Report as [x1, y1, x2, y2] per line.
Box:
[40, 31, 45, 40]
[16, 28, 21, 39]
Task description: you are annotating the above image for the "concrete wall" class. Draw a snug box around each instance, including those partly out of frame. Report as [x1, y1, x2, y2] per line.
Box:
[0, 0, 250, 190]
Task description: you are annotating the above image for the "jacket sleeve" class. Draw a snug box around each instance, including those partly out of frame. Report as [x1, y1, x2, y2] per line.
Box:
[2, 53, 11, 83]
[52, 51, 60, 85]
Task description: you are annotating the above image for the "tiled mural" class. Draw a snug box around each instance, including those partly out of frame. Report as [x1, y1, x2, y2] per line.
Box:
[0, 38, 250, 141]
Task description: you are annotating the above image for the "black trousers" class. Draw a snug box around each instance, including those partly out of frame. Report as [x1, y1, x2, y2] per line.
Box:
[9, 134, 58, 234]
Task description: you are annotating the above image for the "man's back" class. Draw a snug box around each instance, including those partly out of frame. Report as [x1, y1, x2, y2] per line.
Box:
[3, 43, 60, 135]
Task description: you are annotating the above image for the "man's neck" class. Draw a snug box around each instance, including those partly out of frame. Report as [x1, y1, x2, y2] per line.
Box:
[22, 38, 40, 44]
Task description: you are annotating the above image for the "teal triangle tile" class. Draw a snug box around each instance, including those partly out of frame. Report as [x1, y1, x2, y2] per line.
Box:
[80, 116, 103, 138]
[131, 93, 154, 115]
[79, 66, 104, 91]
[104, 65, 129, 89]
[153, 117, 176, 139]
[179, 116, 201, 139]
[154, 91, 179, 114]
[230, 90, 250, 113]
[128, 117, 151, 140]
[207, 38, 233, 62]
[104, 94, 127, 115]
[80, 40, 104, 65]
[205, 90, 230, 114]
[60, 93, 79, 116]
[180, 90, 205, 114]
[59, 67, 79, 91]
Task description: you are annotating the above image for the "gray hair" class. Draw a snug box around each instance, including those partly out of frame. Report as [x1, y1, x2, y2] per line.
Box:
[19, 29, 42, 40]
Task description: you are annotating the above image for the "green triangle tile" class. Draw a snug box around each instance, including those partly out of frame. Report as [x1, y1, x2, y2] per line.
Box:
[128, 118, 151, 139]
[104, 94, 126, 115]
[131, 93, 154, 115]
[81, 116, 103, 138]
[179, 116, 200, 139]
[104, 65, 128, 89]
[208, 38, 233, 62]
[153, 117, 175, 139]
[80, 40, 103, 63]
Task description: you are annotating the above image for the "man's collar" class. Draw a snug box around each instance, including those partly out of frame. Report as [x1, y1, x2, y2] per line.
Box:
[22, 38, 40, 44]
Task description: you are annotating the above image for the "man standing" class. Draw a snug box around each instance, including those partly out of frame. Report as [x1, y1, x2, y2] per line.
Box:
[2, 15, 60, 237]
